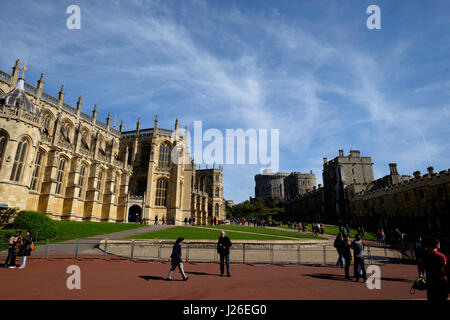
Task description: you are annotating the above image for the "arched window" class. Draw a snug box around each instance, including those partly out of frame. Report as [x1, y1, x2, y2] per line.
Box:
[10, 137, 29, 182]
[55, 157, 67, 194]
[98, 137, 106, 156]
[30, 151, 45, 191]
[78, 164, 87, 198]
[215, 203, 220, 216]
[155, 179, 168, 206]
[59, 121, 72, 143]
[0, 133, 7, 171]
[97, 169, 105, 201]
[80, 131, 90, 150]
[158, 143, 170, 168]
[42, 113, 53, 135]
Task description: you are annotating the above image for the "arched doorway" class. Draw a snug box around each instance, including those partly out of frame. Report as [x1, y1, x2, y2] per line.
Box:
[128, 205, 142, 223]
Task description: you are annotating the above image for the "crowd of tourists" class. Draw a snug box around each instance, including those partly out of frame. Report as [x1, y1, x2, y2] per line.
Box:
[3, 230, 34, 269]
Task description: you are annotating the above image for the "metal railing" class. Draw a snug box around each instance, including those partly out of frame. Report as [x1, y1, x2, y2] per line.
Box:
[0, 240, 401, 265]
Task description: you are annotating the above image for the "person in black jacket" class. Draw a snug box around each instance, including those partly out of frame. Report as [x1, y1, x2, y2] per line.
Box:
[334, 233, 344, 268]
[217, 231, 232, 277]
[166, 237, 189, 281]
[18, 231, 33, 269]
[342, 234, 352, 279]
[4, 231, 22, 269]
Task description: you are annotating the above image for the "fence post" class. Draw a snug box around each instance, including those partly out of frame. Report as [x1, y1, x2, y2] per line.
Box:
[270, 244, 273, 264]
[75, 239, 80, 260]
[130, 240, 135, 261]
[323, 245, 326, 265]
[243, 243, 246, 264]
[367, 245, 372, 264]
[158, 243, 161, 261]
[186, 243, 189, 263]
[45, 239, 50, 260]
[103, 239, 108, 260]
[297, 244, 301, 265]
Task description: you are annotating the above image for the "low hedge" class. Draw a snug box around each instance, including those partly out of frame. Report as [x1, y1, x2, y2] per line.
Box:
[0, 229, 26, 245]
[8, 211, 56, 240]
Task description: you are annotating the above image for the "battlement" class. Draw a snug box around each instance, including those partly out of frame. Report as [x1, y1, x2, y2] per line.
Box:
[353, 168, 450, 199]
[0, 65, 121, 137]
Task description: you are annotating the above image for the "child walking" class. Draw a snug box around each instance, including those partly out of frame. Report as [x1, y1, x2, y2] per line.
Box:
[166, 237, 189, 281]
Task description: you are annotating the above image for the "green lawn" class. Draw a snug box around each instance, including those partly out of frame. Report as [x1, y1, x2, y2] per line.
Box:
[127, 226, 296, 241]
[202, 225, 326, 240]
[278, 223, 377, 241]
[47, 221, 145, 243]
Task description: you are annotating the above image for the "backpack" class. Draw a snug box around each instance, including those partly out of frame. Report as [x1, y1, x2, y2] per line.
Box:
[410, 277, 427, 294]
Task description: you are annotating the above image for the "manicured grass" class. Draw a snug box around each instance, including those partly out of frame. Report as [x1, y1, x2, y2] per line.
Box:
[47, 221, 145, 243]
[128, 226, 293, 241]
[278, 223, 377, 241]
[203, 225, 326, 240]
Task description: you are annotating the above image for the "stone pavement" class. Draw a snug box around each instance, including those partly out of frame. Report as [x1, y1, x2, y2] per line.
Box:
[0, 260, 427, 300]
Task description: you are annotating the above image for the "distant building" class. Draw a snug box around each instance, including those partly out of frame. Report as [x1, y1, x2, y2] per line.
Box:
[285, 148, 450, 234]
[254, 169, 316, 202]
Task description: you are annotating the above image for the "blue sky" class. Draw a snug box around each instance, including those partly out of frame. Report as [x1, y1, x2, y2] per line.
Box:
[1, 0, 449, 203]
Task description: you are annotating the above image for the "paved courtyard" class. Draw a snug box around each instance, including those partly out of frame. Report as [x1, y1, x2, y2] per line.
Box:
[0, 260, 426, 300]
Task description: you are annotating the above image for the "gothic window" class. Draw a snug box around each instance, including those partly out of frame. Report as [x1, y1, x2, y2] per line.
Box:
[97, 169, 104, 201]
[81, 131, 90, 150]
[158, 143, 170, 168]
[59, 122, 71, 143]
[30, 151, 45, 191]
[215, 187, 220, 197]
[55, 157, 67, 194]
[0, 133, 7, 171]
[155, 179, 168, 206]
[43, 114, 53, 136]
[78, 165, 87, 198]
[10, 137, 29, 182]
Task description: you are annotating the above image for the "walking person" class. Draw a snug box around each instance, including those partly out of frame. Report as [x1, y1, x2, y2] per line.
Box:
[18, 231, 34, 269]
[154, 215, 158, 225]
[351, 234, 367, 282]
[418, 239, 448, 302]
[217, 230, 232, 277]
[4, 231, 22, 269]
[334, 233, 344, 268]
[166, 237, 189, 281]
[342, 235, 352, 280]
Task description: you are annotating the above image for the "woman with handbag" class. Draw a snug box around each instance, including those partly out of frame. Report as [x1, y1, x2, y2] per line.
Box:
[18, 231, 34, 269]
[4, 231, 22, 269]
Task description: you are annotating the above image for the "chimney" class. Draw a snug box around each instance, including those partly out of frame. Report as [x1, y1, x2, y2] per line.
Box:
[427, 166, 434, 175]
[389, 163, 399, 176]
[413, 171, 421, 179]
[338, 149, 344, 157]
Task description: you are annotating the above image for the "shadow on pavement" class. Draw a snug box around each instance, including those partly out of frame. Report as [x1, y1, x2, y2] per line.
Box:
[306, 273, 410, 283]
[186, 271, 221, 277]
[139, 275, 166, 281]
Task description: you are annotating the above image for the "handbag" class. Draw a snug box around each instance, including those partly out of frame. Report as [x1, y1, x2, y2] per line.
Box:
[410, 277, 427, 293]
[30, 243, 35, 251]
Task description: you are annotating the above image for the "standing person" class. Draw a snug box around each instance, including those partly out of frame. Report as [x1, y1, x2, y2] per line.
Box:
[418, 239, 448, 302]
[413, 236, 424, 263]
[166, 237, 189, 281]
[18, 231, 34, 269]
[184, 217, 188, 225]
[320, 224, 325, 235]
[4, 231, 22, 269]
[155, 215, 158, 225]
[334, 233, 344, 268]
[342, 235, 352, 280]
[360, 226, 366, 239]
[345, 224, 351, 237]
[378, 228, 385, 245]
[351, 234, 367, 282]
[217, 230, 232, 277]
